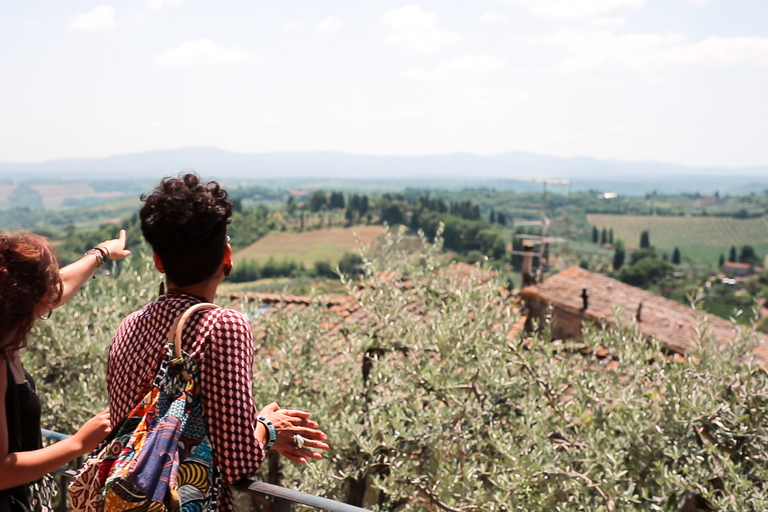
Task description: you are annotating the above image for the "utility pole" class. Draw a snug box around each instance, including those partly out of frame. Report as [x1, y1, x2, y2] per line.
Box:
[511, 178, 571, 283]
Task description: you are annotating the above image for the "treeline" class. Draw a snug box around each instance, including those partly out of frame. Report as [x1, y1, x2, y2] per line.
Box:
[388, 194, 509, 260]
[228, 204, 277, 251]
[229, 252, 364, 283]
[723, 244, 761, 266]
[286, 190, 513, 261]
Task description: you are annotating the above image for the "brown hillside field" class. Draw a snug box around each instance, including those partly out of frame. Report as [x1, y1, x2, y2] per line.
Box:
[0, 185, 14, 203]
[233, 226, 385, 266]
[30, 184, 124, 209]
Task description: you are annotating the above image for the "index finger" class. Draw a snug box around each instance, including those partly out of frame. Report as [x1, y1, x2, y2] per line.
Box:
[280, 409, 312, 419]
[119, 229, 127, 244]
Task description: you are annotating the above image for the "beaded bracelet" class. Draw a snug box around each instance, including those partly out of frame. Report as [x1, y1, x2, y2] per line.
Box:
[256, 415, 277, 450]
[85, 246, 107, 267]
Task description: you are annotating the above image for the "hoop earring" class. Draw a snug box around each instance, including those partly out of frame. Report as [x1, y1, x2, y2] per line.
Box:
[40, 308, 52, 321]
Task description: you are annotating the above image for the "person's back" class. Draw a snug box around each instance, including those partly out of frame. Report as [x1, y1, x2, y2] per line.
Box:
[106, 173, 328, 512]
[108, 291, 264, 511]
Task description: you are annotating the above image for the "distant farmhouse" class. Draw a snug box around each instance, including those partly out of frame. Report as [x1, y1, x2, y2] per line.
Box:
[722, 261, 761, 278]
[521, 266, 768, 363]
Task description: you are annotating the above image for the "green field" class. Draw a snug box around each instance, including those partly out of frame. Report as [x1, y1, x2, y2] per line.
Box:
[233, 226, 385, 266]
[587, 214, 768, 264]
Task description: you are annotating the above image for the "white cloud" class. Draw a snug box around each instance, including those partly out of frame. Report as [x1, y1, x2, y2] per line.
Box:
[384, 110, 424, 119]
[495, 0, 644, 18]
[147, 0, 183, 9]
[688, 0, 711, 5]
[480, 13, 510, 23]
[462, 87, 513, 107]
[318, 16, 343, 34]
[406, 54, 507, 79]
[284, 19, 302, 30]
[524, 30, 768, 73]
[660, 36, 768, 66]
[382, 5, 460, 53]
[495, 0, 643, 25]
[69, 6, 116, 31]
[464, 87, 490, 98]
[584, 77, 623, 88]
[156, 39, 250, 67]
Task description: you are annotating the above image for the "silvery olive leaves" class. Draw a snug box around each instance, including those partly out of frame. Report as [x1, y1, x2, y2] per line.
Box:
[26, 232, 768, 511]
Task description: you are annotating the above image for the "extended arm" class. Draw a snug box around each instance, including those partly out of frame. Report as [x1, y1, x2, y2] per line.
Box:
[55, 230, 132, 308]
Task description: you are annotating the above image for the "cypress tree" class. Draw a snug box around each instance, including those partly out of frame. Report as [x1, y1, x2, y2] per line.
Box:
[640, 230, 650, 249]
[613, 240, 626, 271]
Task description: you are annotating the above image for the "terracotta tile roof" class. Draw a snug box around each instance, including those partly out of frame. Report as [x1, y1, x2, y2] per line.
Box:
[723, 262, 751, 270]
[521, 266, 768, 361]
[221, 263, 509, 353]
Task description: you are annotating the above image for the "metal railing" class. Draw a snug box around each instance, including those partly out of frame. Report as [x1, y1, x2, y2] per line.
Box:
[42, 430, 371, 512]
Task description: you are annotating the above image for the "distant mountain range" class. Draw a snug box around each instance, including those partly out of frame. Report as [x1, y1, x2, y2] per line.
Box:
[1, 147, 766, 195]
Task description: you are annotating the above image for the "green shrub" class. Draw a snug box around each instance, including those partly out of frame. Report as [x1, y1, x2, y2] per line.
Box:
[24, 230, 768, 511]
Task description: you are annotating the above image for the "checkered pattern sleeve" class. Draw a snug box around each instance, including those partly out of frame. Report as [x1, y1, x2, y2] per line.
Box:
[202, 308, 266, 483]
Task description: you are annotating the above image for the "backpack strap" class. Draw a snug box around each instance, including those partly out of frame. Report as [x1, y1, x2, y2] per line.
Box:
[168, 302, 219, 382]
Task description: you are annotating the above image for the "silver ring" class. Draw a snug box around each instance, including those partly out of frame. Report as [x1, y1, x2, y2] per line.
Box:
[292, 434, 305, 449]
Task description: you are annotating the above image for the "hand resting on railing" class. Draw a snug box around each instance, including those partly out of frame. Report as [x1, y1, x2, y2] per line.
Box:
[259, 402, 330, 464]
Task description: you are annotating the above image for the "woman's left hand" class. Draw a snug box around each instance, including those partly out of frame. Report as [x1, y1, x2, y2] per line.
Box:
[260, 403, 330, 463]
[98, 229, 132, 261]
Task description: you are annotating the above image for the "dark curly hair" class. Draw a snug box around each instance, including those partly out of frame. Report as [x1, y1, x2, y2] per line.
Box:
[0, 232, 63, 354]
[140, 173, 233, 287]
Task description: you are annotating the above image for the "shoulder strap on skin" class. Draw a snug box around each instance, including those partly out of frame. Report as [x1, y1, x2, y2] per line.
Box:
[4, 358, 23, 454]
[2, 358, 31, 509]
[168, 302, 219, 382]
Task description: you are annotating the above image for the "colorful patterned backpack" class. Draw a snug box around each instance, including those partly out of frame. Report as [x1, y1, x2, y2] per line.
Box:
[69, 303, 221, 512]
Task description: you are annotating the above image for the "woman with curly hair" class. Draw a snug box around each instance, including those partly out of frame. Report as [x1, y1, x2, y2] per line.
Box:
[107, 173, 328, 512]
[0, 230, 131, 510]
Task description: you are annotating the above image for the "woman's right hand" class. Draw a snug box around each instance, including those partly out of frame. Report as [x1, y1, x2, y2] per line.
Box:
[73, 408, 111, 454]
[98, 230, 132, 261]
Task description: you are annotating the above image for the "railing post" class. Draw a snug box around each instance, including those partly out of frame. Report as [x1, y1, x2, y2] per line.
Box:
[57, 474, 66, 512]
[266, 450, 291, 512]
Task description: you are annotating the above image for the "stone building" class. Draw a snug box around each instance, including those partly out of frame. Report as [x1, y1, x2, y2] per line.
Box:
[521, 266, 768, 362]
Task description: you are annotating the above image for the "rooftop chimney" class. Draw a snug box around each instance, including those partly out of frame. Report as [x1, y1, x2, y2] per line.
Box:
[581, 288, 589, 311]
[522, 240, 536, 287]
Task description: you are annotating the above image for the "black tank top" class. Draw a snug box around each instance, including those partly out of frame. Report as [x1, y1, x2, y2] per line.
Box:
[5, 370, 43, 452]
[1, 361, 43, 512]
[6, 366, 43, 452]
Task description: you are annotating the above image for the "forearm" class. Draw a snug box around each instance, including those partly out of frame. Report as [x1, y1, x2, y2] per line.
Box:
[54, 229, 131, 309]
[0, 437, 85, 490]
[56, 254, 101, 308]
[255, 420, 268, 446]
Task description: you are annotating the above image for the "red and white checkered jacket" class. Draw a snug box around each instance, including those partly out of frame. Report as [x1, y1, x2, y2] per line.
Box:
[107, 291, 266, 512]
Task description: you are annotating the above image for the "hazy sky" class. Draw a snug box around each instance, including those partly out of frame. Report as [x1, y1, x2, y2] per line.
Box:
[1, 1, 767, 167]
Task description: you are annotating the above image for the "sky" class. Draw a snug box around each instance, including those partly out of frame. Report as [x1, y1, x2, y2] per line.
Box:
[1, 0, 767, 167]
